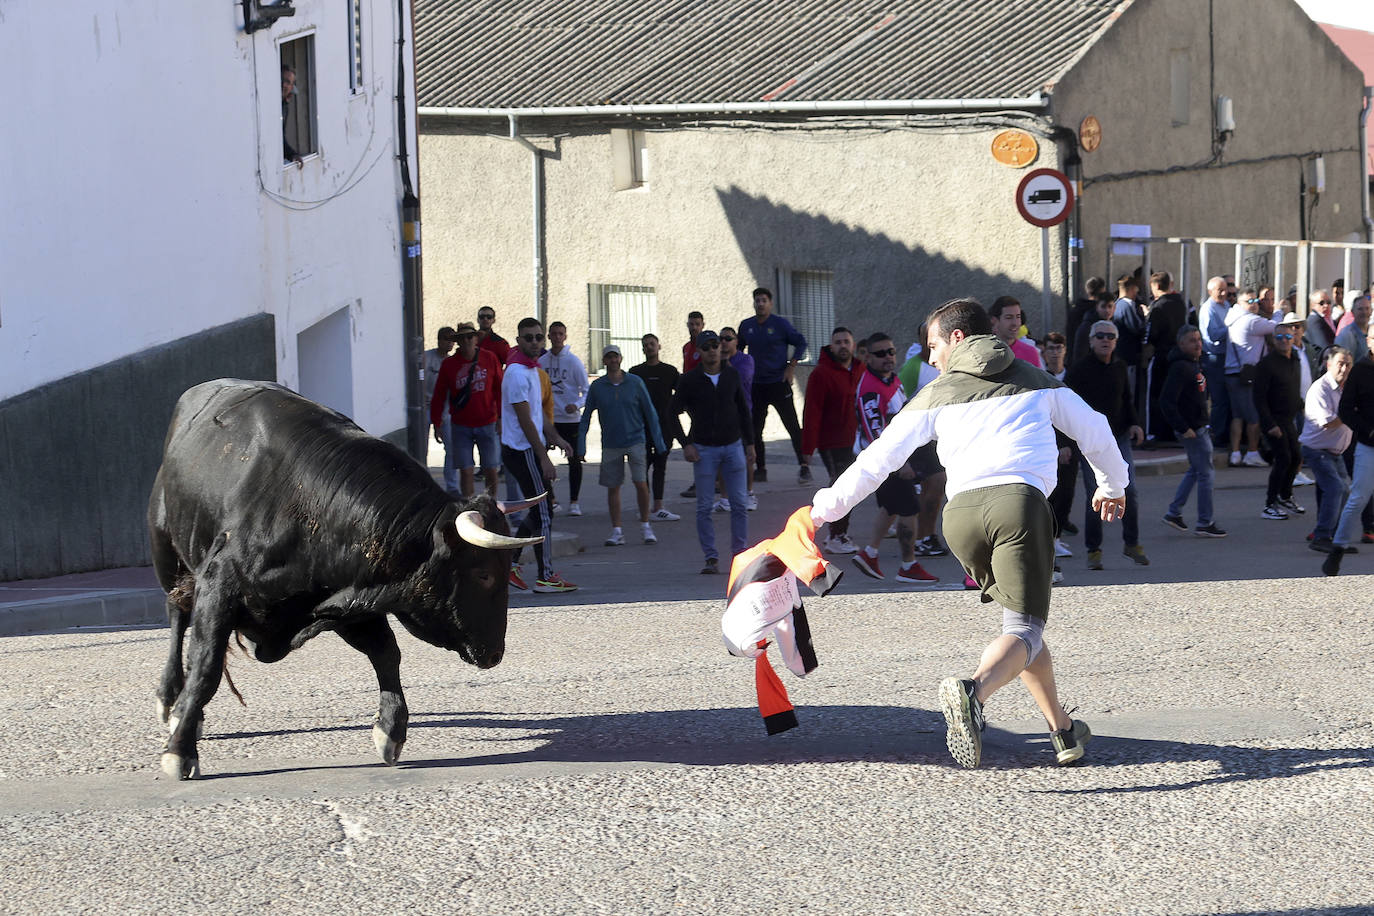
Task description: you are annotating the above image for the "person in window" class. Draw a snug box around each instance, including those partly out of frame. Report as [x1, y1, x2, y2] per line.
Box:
[281, 65, 304, 169]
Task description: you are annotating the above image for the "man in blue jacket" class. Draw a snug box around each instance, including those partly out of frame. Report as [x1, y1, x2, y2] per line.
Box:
[578, 344, 667, 547]
[738, 287, 809, 484]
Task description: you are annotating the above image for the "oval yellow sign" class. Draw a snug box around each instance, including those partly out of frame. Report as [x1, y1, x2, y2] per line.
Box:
[1080, 115, 1102, 153]
[991, 129, 1039, 168]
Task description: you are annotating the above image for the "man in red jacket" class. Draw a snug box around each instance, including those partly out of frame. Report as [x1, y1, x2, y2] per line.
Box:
[431, 322, 504, 497]
[802, 327, 863, 554]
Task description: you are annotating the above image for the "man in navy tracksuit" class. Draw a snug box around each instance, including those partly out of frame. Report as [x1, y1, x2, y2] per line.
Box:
[738, 287, 809, 484]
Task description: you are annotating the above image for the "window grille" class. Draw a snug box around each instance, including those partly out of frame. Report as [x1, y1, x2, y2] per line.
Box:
[588, 284, 657, 371]
[777, 269, 833, 366]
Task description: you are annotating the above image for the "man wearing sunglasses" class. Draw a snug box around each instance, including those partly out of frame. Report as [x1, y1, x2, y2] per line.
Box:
[1306, 289, 1338, 372]
[500, 317, 577, 593]
[475, 307, 510, 366]
[430, 322, 503, 498]
[1065, 321, 1147, 569]
[668, 330, 754, 574]
[1254, 316, 1306, 520]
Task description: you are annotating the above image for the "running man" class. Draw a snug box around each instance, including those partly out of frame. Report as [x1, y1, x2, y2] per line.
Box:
[810, 299, 1129, 768]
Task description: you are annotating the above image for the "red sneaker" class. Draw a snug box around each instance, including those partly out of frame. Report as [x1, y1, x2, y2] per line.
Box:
[852, 551, 884, 580]
[963, 574, 979, 590]
[896, 561, 939, 583]
[508, 563, 530, 591]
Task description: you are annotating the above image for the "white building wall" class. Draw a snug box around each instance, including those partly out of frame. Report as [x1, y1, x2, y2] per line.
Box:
[0, 0, 413, 435]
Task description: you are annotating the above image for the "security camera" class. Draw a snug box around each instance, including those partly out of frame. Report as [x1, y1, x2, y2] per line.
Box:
[243, 0, 296, 34]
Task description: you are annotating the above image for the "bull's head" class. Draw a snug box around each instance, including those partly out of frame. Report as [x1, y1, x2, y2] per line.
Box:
[395, 493, 542, 669]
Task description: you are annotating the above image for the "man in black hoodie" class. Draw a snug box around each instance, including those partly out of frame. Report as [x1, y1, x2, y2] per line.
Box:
[1145, 270, 1188, 443]
[1159, 326, 1227, 537]
[1253, 318, 1305, 520]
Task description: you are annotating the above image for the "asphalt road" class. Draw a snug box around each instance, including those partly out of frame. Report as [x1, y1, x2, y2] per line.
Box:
[1, 455, 1372, 915]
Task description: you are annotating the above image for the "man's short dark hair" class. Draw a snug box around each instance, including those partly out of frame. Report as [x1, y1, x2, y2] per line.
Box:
[1085, 277, 1107, 296]
[752, 287, 772, 301]
[642, 332, 659, 343]
[865, 332, 892, 348]
[929, 298, 992, 341]
[988, 296, 1020, 319]
[478, 307, 496, 318]
[1333, 278, 1345, 289]
[832, 326, 852, 337]
[720, 326, 736, 337]
[1151, 270, 1172, 291]
[1044, 331, 1067, 346]
[1118, 274, 1138, 291]
[517, 316, 542, 333]
[548, 320, 566, 332]
[1176, 324, 1201, 343]
[687, 310, 704, 321]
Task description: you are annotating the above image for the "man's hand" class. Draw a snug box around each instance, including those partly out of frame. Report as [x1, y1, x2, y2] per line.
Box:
[898, 465, 917, 480]
[784, 364, 796, 386]
[539, 452, 557, 481]
[1268, 425, 1282, 438]
[1129, 425, 1144, 445]
[1181, 428, 1198, 439]
[745, 444, 755, 464]
[564, 403, 577, 414]
[1093, 493, 1127, 522]
[547, 432, 572, 458]
[683, 444, 700, 463]
[432, 425, 444, 445]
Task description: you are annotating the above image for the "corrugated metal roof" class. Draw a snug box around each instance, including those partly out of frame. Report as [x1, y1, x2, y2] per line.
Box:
[416, 0, 1129, 110]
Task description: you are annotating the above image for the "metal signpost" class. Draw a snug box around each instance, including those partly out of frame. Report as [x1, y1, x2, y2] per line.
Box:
[1016, 168, 1075, 335]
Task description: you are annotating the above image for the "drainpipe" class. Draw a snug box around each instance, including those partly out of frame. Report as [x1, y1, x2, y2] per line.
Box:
[508, 115, 546, 326]
[1362, 87, 1373, 284]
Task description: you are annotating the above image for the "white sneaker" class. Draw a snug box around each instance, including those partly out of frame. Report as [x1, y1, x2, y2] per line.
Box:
[713, 497, 731, 512]
[604, 527, 625, 546]
[1242, 453, 1268, 468]
[1292, 471, 1315, 487]
[568, 501, 583, 517]
[824, 535, 860, 555]
[650, 508, 680, 521]
[1054, 538, 1073, 558]
[642, 523, 657, 544]
[885, 522, 898, 538]
[745, 493, 758, 511]
[1229, 451, 1242, 466]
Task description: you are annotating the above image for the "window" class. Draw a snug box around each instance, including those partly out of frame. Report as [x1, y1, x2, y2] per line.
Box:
[1169, 49, 1190, 127]
[348, 0, 364, 93]
[588, 284, 657, 369]
[775, 270, 834, 366]
[280, 35, 317, 162]
[610, 129, 648, 190]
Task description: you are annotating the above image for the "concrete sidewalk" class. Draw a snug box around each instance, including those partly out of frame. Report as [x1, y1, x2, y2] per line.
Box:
[0, 437, 1202, 637]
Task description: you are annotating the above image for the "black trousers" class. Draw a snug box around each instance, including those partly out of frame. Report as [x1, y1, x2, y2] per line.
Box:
[819, 447, 856, 538]
[502, 445, 552, 579]
[553, 421, 583, 501]
[751, 380, 803, 471]
[1265, 417, 1301, 504]
[648, 447, 670, 501]
[1047, 443, 1080, 530]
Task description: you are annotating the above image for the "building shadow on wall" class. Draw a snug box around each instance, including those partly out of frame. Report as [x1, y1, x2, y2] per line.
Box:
[715, 186, 1045, 336]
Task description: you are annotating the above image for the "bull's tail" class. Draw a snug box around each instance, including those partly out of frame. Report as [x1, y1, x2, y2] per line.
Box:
[222, 653, 247, 708]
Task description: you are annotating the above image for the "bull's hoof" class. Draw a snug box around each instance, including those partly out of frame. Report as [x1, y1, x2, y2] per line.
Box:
[372, 724, 404, 766]
[156, 699, 168, 724]
[160, 752, 201, 780]
[166, 715, 203, 739]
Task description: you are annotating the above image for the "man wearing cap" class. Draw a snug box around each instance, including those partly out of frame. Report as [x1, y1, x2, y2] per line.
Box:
[737, 288, 809, 484]
[430, 322, 503, 498]
[423, 326, 459, 493]
[578, 344, 667, 548]
[669, 329, 755, 574]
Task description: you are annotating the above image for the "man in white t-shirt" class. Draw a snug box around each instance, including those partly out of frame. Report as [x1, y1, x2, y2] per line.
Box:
[538, 321, 590, 516]
[501, 317, 577, 593]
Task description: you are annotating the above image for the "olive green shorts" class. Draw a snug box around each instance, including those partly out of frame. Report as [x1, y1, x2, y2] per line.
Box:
[942, 483, 1054, 622]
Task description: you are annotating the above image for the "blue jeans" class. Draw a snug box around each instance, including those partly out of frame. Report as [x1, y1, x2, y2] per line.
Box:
[439, 416, 459, 493]
[1302, 446, 1350, 541]
[1168, 430, 1215, 526]
[1334, 443, 1374, 547]
[1080, 433, 1139, 549]
[694, 443, 749, 562]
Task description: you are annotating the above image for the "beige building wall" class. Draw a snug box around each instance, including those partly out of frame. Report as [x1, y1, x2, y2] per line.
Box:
[1053, 0, 1367, 302]
[421, 123, 1065, 366]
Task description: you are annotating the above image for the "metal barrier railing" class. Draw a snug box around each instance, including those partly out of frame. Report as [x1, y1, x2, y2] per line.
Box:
[1105, 236, 1374, 311]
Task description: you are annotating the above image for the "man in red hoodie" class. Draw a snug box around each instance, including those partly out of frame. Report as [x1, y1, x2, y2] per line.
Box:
[430, 321, 503, 498]
[802, 327, 863, 554]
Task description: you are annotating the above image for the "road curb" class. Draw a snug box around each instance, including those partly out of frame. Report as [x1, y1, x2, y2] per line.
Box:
[0, 589, 167, 637]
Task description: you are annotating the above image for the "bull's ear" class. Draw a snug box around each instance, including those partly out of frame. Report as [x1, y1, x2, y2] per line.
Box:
[435, 505, 462, 555]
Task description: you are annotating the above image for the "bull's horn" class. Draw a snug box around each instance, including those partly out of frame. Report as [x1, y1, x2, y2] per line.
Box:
[455, 510, 543, 549]
[496, 491, 548, 515]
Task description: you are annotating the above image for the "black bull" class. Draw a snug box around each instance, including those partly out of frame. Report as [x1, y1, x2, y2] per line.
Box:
[147, 379, 540, 780]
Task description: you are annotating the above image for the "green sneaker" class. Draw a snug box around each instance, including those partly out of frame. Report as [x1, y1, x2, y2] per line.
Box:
[1086, 549, 1103, 570]
[1051, 719, 1092, 764]
[1123, 544, 1150, 566]
[938, 677, 985, 768]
